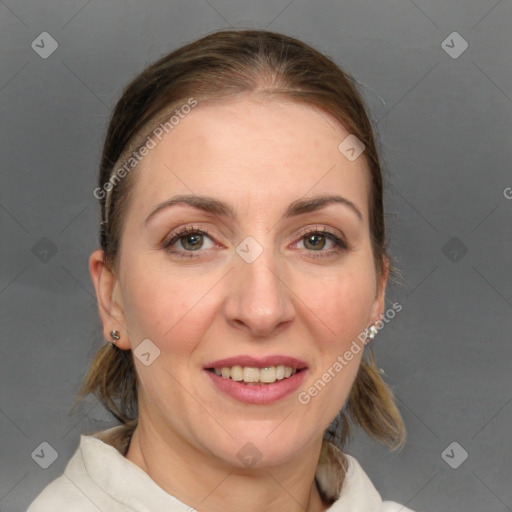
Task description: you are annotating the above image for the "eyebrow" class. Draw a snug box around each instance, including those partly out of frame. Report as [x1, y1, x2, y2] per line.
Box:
[144, 193, 363, 226]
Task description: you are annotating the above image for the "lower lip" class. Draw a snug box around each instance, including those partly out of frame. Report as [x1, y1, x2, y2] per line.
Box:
[205, 369, 308, 404]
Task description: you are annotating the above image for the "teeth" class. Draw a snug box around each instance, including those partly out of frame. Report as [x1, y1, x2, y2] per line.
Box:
[212, 365, 297, 384]
[243, 367, 259, 383]
[231, 365, 243, 381]
[260, 367, 276, 383]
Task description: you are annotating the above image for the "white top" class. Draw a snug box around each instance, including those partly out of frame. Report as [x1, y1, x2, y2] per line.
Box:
[27, 426, 416, 512]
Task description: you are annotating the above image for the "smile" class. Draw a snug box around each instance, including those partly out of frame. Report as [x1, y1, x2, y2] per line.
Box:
[208, 365, 299, 384]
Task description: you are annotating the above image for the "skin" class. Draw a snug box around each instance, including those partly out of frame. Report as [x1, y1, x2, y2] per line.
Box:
[90, 94, 389, 512]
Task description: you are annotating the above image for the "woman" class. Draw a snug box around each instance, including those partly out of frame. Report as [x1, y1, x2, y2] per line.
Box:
[28, 29, 415, 512]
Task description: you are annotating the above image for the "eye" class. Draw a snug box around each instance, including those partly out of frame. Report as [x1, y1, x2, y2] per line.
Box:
[163, 226, 216, 258]
[163, 225, 349, 259]
[294, 227, 349, 257]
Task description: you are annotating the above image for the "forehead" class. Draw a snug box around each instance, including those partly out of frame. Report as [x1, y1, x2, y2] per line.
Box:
[127, 95, 370, 223]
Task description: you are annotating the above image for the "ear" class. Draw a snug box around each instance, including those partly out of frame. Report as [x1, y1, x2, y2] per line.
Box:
[369, 255, 390, 325]
[89, 249, 131, 350]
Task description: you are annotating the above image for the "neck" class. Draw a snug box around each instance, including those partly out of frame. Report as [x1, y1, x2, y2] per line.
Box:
[125, 416, 330, 512]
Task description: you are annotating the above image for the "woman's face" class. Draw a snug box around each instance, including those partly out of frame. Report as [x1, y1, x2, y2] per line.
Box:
[109, 95, 386, 467]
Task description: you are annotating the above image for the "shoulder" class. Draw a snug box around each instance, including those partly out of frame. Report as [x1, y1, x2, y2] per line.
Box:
[26, 472, 101, 511]
[26, 465, 101, 511]
[26, 430, 125, 511]
[344, 453, 417, 512]
[319, 445, 418, 512]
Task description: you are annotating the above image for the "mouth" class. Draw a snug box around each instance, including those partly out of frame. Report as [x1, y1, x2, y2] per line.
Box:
[206, 365, 304, 384]
[203, 355, 308, 404]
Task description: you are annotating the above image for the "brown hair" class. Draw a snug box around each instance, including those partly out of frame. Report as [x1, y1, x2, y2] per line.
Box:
[77, 28, 405, 451]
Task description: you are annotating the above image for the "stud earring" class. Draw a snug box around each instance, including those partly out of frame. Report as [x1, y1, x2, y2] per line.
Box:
[109, 330, 121, 343]
[365, 324, 378, 342]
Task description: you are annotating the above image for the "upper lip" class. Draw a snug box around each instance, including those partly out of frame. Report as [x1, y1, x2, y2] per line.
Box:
[204, 355, 308, 370]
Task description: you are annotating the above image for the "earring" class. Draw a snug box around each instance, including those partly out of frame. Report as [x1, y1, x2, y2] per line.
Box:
[365, 324, 378, 342]
[109, 330, 121, 343]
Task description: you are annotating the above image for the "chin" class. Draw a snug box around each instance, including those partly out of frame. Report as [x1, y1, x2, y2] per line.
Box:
[203, 426, 316, 470]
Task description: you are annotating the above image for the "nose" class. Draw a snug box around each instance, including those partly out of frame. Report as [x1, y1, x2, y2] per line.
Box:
[223, 239, 295, 338]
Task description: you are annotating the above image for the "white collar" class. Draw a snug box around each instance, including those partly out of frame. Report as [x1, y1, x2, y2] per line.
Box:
[78, 425, 383, 511]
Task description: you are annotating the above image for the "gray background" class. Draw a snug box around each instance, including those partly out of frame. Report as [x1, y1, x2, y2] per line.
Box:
[1, 1, 511, 511]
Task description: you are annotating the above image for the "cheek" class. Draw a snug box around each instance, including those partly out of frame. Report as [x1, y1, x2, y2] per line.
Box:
[302, 266, 376, 346]
[119, 255, 179, 340]
[120, 256, 220, 358]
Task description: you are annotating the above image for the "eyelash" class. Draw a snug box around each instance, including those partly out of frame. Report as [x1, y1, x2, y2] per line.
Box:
[163, 225, 349, 259]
